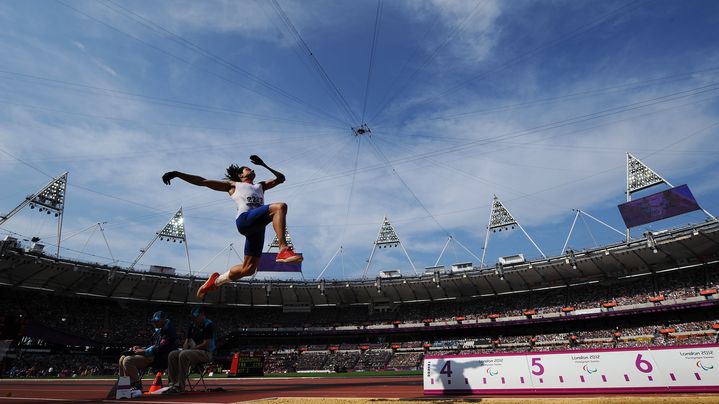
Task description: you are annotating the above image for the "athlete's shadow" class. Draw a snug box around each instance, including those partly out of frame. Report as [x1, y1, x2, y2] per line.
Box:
[428, 356, 484, 392]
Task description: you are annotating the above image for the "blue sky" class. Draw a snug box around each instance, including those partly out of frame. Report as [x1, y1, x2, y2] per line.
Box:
[1, 0, 718, 281]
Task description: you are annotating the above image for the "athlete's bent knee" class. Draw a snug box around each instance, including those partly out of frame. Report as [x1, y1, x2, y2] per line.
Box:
[271, 202, 287, 213]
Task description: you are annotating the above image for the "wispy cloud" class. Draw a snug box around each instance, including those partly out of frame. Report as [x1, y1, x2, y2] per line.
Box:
[1, 1, 718, 279]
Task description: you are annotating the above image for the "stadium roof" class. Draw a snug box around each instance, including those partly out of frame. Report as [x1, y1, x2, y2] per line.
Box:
[1, 220, 718, 307]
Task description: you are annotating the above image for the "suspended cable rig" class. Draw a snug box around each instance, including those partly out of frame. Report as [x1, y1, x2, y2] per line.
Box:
[352, 123, 372, 137]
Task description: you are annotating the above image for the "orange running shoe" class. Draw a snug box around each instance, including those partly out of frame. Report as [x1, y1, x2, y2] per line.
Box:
[196, 272, 219, 299]
[276, 247, 303, 264]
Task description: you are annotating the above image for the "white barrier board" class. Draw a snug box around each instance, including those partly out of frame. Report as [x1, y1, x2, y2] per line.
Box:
[424, 344, 719, 395]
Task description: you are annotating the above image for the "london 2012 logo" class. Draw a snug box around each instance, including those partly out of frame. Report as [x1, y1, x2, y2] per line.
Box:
[486, 368, 499, 376]
[696, 361, 715, 371]
[582, 364, 598, 374]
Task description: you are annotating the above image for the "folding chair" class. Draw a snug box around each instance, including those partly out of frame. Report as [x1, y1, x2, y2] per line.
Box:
[185, 362, 213, 392]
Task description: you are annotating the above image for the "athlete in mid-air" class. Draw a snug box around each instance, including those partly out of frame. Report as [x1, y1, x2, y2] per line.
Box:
[162, 155, 302, 299]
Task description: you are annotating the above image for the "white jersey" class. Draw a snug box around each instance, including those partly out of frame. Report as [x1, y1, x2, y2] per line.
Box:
[231, 182, 264, 217]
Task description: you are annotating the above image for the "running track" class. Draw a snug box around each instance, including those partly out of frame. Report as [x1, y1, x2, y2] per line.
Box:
[0, 376, 425, 403]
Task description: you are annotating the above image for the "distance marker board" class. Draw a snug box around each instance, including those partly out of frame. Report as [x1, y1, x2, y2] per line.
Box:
[424, 344, 719, 395]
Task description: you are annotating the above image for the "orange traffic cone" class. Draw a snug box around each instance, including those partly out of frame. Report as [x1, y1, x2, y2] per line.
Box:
[148, 371, 163, 394]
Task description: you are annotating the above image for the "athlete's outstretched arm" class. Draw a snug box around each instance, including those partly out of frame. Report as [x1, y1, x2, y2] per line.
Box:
[250, 155, 285, 190]
[162, 171, 232, 192]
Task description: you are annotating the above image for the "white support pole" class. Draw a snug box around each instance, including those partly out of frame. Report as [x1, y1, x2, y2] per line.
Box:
[184, 236, 192, 276]
[0, 198, 32, 227]
[398, 242, 418, 275]
[76, 224, 99, 260]
[480, 226, 492, 269]
[56, 206, 64, 259]
[580, 210, 626, 237]
[197, 243, 232, 275]
[480, 199, 497, 268]
[341, 246, 345, 279]
[434, 236, 452, 267]
[362, 243, 378, 279]
[316, 245, 343, 281]
[452, 237, 483, 264]
[98, 223, 116, 264]
[516, 221, 546, 258]
[561, 210, 581, 255]
[128, 233, 161, 270]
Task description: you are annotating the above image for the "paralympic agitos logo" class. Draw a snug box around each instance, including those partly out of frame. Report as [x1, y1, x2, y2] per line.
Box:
[582, 364, 598, 374]
[486, 367, 499, 376]
[696, 360, 714, 371]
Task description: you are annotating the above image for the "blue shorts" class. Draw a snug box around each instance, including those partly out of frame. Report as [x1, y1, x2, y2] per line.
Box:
[235, 205, 272, 257]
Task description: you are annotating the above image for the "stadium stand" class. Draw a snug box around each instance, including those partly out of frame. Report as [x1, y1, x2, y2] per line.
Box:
[2, 222, 719, 376]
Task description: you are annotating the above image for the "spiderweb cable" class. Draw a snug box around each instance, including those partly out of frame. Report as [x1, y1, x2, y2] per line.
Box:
[368, 0, 488, 123]
[340, 138, 362, 246]
[371, 0, 649, 126]
[365, 136, 449, 236]
[55, 0, 342, 128]
[100, 0, 348, 127]
[361, 0, 384, 122]
[269, 0, 360, 125]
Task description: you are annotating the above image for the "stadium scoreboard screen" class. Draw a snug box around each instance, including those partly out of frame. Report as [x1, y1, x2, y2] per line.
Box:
[229, 352, 264, 377]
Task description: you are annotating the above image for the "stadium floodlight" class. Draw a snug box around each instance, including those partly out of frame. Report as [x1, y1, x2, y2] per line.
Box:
[481, 195, 546, 268]
[627, 153, 666, 194]
[268, 228, 294, 250]
[624, 153, 715, 241]
[125, 207, 191, 280]
[363, 216, 418, 278]
[0, 172, 68, 257]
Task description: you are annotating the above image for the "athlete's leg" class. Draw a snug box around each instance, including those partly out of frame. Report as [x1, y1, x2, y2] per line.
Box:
[226, 256, 261, 280]
[211, 227, 265, 288]
[268, 202, 302, 263]
[198, 256, 260, 299]
[268, 202, 288, 250]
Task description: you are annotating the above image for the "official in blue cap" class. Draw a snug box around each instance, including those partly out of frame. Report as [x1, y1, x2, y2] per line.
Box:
[166, 307, 216, 394]
[118, 310, 177, 393]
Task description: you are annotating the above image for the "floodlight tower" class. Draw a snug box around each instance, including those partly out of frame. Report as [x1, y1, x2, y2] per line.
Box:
[0, 172, 68, 257]
[125, 207, 191, 275]
[625, 152, 715, 241]
[480, 195, 545, 268]
[362, 216, 417, 278]
[625, 153, 668, 241]
[267, 229, 294, 251]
